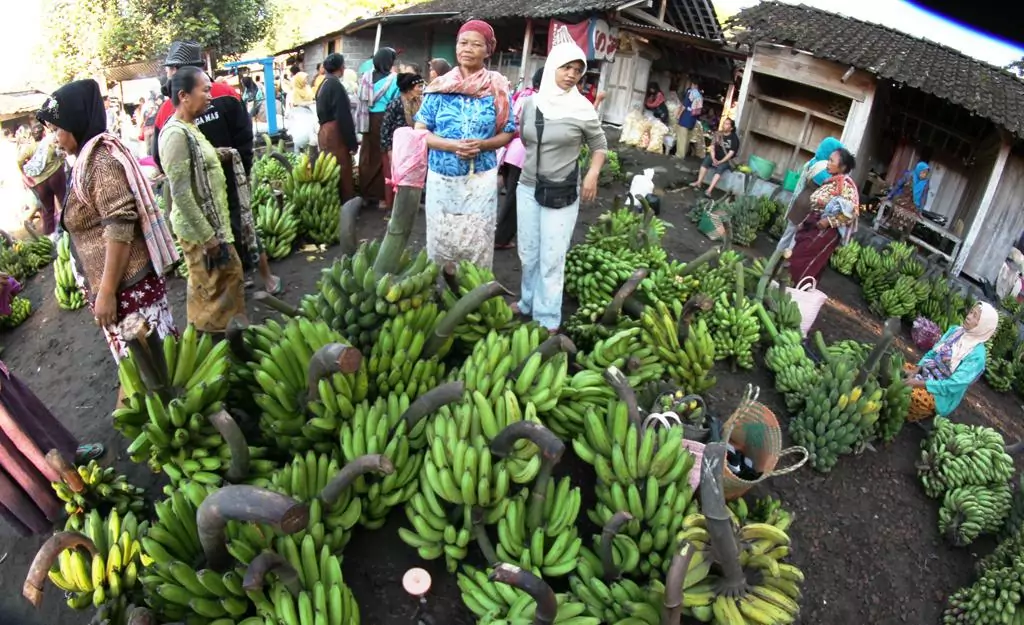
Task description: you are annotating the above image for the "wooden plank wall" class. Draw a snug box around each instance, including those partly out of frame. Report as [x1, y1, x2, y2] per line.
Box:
[963, 152, 1024, 280]
[750, 45, 874, 102]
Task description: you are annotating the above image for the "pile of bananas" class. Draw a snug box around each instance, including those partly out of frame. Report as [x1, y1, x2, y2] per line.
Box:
[918, 418, 1015, 499]
[569, 514, 657, 622]
[301, 243, 439, 352]
[565, 244, 645, 309]
[877, 354, 912, 444]
[441, 260, 517, 343]
[54, 461, 146, 529]
[494, 478, 582, 576]
[764, 287, 802, 334]
[254, 544, 360, 625]
[789, 348, 885, 473]
[723, 195, 761, 246]
[944, 524, 1024, 624]
[985, 357, 1016, 393]
[45, 508, 147, 612]
[114, 325, 259, 486]
[367, 302, 448, 398]
[875, 274, 927, 318]
[639, 300, 716, 394]
[822, 338, 873, 366]
[645, 260, 699, 306]
[763, 328, 818, 413]
[460, 564, 596, 625]
[246, 317, 367, 453]
[284, 151, 343, 244]
[254, 193, 299, 260]
[987, 312, 1019, 361]
[0, 235, 54, 281]
[829, 239, 861, 275]
[0, 295, 32, 328]
[939, 483, 1013, 546]
[251, 138, 295, 187]
[757, 197, 782, 231]
[584, 199, 669, 253]
[563, 302, 636, 350]
[53, 233, 85, 309]
[547, 368, 617, 440]
[575, 327, 665, 392]
[915, 273, 971, 330]
[708, 263, 761, 370]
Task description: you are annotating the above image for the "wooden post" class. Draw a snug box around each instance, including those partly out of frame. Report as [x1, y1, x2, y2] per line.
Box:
[734, 56, 754, 130]
[374, 22, 383, 51]
[519, 19, 534, 85]
[953, 137, 1012, 277]
[658, 0, 668, 21]
[718, 81, 735, 131]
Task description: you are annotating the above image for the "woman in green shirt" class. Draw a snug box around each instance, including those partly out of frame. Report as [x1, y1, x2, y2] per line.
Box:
[159, 66, 252, 333]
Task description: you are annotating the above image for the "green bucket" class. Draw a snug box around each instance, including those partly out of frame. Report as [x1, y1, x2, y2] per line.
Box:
[748, 155, 776, 180]
[782, 169, 800, 192]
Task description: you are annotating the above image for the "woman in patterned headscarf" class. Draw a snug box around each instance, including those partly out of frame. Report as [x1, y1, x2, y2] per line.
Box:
[357, 47, 400, 210]
[37, 79, 179, 362]
[415, 20, 515, 270]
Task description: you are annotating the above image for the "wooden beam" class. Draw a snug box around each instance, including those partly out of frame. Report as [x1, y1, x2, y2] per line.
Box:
[735, 58, 755, 129]
[658, 0, 667, 22]
[953, 137, 1013, 276]
[622, 7, 675, 30]
[519, 19, 534, 85]
[719, 81, 735, 131]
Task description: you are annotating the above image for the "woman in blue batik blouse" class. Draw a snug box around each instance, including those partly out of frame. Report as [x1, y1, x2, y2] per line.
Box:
[415, 19, 515, 270]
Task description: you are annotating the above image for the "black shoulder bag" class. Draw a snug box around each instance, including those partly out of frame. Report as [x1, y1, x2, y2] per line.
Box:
[533, 106, 580, 209]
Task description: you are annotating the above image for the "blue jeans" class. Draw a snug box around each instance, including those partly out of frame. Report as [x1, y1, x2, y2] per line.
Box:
[516, 184, 579, 329]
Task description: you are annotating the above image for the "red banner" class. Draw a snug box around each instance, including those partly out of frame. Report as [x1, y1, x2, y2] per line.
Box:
[547, 18, 619, 62]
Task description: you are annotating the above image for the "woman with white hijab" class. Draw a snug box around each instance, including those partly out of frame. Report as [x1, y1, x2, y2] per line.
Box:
[514, 31, 607, 332]
[905, 301, 999, 420]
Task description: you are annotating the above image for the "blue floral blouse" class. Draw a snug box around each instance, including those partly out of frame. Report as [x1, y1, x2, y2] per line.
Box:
[415, 92, 516, 177]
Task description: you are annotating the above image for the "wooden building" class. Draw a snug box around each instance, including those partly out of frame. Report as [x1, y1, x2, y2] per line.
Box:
[274, 0, 733, 125]
[730, 2, 1024, 282]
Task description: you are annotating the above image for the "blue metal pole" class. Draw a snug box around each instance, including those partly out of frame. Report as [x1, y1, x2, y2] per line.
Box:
[262, 60, 278, 136]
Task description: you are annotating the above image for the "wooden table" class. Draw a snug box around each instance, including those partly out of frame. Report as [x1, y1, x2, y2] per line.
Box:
[872, 200, 962, 266]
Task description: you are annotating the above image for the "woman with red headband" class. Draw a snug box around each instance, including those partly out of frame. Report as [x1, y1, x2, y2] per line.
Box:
[415, 20, 516, 270]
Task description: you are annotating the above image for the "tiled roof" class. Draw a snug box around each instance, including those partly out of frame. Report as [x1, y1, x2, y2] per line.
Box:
[728, 2, 1024, 138]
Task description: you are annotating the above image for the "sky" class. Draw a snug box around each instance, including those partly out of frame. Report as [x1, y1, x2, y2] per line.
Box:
[1, 0, 1021, 92]
[715, 0, 1024, 67]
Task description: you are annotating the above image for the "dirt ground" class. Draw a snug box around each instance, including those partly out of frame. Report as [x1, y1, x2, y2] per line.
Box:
[1, 140, 1021, 625]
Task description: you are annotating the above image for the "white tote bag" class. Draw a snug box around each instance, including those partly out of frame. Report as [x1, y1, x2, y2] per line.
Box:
[785, 277, 827, 337]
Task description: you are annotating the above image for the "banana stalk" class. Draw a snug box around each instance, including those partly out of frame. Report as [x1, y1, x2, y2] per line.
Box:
[373, 186, 422, 277]
[661, 543, 698, 625]
[755, 296, 781, 343]
[488, 563, 559, 625]
[755, 248, 788, 301]
[124, 315, 170, 396]
[126, 606, 157, 625]
[601, 268, 649, 325]
[700, 442, 747, 596]
[307, 343, 363, 400]
[490, 421, 565, 533]
[252, 291, 304, 318]
[338, 197, 363, 257]
[197, 486, 310, 570]
[320, 454, 395, 505]
[471, 506, 500, 566]
[509, 334, 578, 380]
[207, 410, 250, 482]
[599, 511, 633, 583]
[854, 317, 900, 387]
[243, 551, 302, 596]
[45, 449, 85, 493]
[423, 281, 513, 358]
[603, 366, 642, 429]
[23, 531, 97, 606]
[676, 295, 714, 342]
[679, 246, 721, 278]
[269, 151, 294, 173]
[389, 381, 465, 440]
[225, 316, 252, 362]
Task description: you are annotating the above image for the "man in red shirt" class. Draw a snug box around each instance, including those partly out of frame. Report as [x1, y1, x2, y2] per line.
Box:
[153, 41, 280, 292]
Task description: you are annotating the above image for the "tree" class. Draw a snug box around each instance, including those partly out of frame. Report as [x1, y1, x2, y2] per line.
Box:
[134, 0, 274, 60]
[1007, 57, 1024, 78]
[41, 0, 118, 83]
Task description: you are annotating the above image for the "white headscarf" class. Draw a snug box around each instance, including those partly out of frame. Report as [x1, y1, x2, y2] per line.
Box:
[533, 41, 598, 121]
[950, 302, 999, 372]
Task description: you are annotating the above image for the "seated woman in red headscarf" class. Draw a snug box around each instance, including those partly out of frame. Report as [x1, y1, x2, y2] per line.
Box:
[415, 19, 516, 270]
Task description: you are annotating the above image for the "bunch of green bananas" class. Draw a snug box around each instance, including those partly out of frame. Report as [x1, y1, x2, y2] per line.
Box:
[114, 325, 256, 485]
[708, 263, 761, 370]
[877, 354, 912, 444]
[829, 239, 861, 275]
[764, 287, 802, 334]
[823, 339, 873, 367]
[640, 300, 716, 393]
[54, 461, 146, 529]
[0, 242, 33, 281]
[875, 274, 923, 318]
[53, 233, 86, 309]
[460, 564, 597, 625]
[985, 358, 1016, 393]
[854, 244, 881, 281]
[498, 326, 574, 415]
[453, 326, 543, 409]
[757, 197, 782, 231]
[677, 508, 805, 624]
[441, 260, 517, 343]
[0, 295, 32, 328]
[301, 243, 439, 352]
[569, 515, 653, 621]
[789, 357, 884, 473]
[944, 523, 1024, 625]
[564, 303, 635, 350]
[1001, 486, 1024, 540]
[574, 327, 665, 392]
[254, 194, 300, 260]
[939, 483, 1013, 546]
[367, 302, 448, 398]
[916, 275, 970, 330]
[46, 508, 147, 611]
[986, 312, 1018, 360]
[256, 544, 360, 625]
[565, 243, 642, 308]
[645, 260, 699, 306]
[252, 138, 295, 187]
[339, 394, 441, 528]
[918, 418, 1015, 499]
[283, 151, 343, 244]
[585, 199, 669, 252]
[723, 195, 761, 246]
[495, 478, 583, 577]
[764, 329, 818, 413]
[546, 369, 616, 440]
[248, 317, 367, 453]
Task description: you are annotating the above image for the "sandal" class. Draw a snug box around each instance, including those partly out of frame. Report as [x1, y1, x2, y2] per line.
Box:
[74, 443, 105, 465]
[494, 242, 516, 250]
[689, 181, 702, 189]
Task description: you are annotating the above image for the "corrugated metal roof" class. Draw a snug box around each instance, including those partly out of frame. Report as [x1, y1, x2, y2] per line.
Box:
[0, 91, 49, 120]
[103, 60, 165, 84]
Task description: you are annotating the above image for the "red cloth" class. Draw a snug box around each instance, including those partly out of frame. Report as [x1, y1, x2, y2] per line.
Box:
[155, 81, 240, 130]
[459, 20, 497, 55]
[789, 210, 840, 283]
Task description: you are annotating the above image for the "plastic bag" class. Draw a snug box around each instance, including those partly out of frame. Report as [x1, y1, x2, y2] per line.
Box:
[629, 168, 656, 202]
[620, 109, 646, 146]
[390, 127, 429, 189]
[647, 119, 669, 153]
